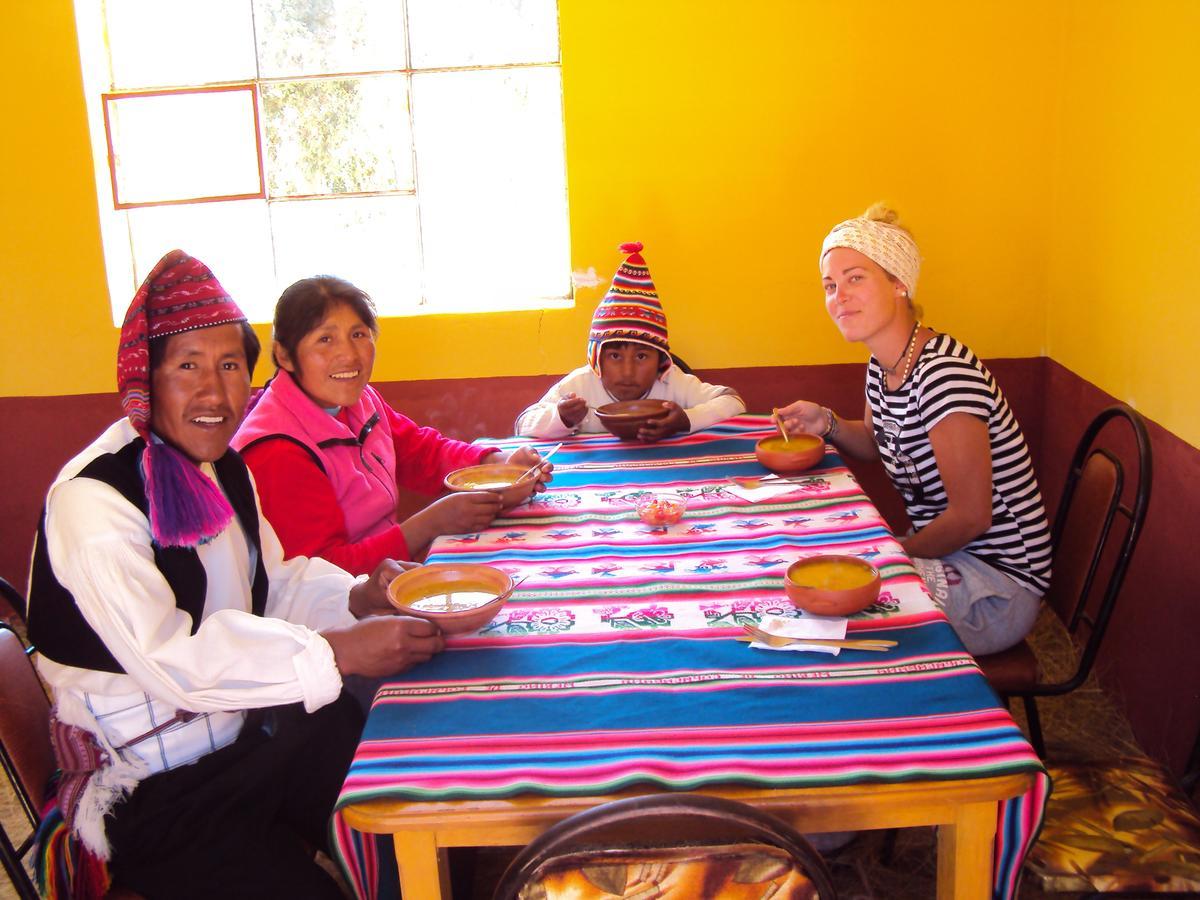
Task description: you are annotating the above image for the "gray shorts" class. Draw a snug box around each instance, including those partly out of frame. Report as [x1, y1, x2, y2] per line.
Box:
[911, 549, 1041, 656]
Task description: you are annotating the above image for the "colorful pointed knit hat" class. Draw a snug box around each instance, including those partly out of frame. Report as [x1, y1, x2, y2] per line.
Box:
[117, 249, 248, 548]
[586, 242, 671, 375]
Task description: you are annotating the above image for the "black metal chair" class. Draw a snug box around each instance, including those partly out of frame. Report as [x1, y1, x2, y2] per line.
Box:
[978, 403, 1153, 757]
[0, 621, 52, 900]
[0, 576, 25, 626]
[493, 793, 837, 899]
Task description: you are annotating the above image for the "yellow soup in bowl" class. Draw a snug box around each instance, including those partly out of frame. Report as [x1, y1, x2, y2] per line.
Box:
[755, 432, 825, 474]
[388, 563, 514, 634]
[784, 555, 881, 616]
[409, 591, 499, 613]
[758, 433, 822, 454]
[787, 559, 877, 591]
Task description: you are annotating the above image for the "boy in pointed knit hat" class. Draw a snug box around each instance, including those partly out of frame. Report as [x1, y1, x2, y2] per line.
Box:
[27, 249, 442, 899]
[516, 242, 745, 440]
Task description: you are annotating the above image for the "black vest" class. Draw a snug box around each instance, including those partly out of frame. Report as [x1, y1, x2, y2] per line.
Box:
[28, 438, 269, 673]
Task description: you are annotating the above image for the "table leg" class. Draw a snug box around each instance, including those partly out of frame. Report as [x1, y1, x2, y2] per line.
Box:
[936, 800, 998, 900]
[391, 832, 451, 900]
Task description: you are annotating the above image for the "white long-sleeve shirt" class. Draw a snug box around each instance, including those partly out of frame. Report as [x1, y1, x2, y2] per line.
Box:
[36, 419, 359, 776]
[515, 364, 745, 439]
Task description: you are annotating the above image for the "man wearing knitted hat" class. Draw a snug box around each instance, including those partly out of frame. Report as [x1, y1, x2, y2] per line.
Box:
[516, 242, 745, 440]
[27, 250, 442, 899]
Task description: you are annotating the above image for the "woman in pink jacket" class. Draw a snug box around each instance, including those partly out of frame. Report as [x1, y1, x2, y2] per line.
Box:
[234, 276, 547, 575]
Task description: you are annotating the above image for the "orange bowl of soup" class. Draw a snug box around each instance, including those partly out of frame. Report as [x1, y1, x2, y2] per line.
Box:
[444, 463, 536, 510]
[386, 563, 514, 634]
[784, 555, 881, 617]
[594, 399, 671, 440]
[755, 433, 825, 475]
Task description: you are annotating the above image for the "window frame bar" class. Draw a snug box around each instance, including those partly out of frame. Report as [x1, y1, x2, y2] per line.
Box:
[103, 83, 266, 210]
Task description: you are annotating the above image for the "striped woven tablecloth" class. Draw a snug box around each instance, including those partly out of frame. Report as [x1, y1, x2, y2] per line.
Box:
[331, 416, 1049, 899]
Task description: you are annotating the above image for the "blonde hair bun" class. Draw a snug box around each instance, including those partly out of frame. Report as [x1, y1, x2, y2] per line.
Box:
[863, 202, 901, 227]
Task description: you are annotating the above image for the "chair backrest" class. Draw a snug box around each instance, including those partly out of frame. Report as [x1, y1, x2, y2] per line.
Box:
[0, 623, 52, 818]
[1, 622, 52, 899]
[493, 793, 837, 900]
[0, 576, 26, 626]
[1044, 404, 1152, 691]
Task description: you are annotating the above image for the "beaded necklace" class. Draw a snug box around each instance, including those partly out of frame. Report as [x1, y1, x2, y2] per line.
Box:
[880, 321, 922, 391]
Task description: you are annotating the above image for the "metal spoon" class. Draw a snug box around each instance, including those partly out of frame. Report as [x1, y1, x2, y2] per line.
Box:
[492, 575, 529, 604]
[516, 442, 564, 483]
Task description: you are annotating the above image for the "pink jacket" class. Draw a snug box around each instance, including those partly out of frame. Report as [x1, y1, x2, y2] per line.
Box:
[234, 370, 401, 543]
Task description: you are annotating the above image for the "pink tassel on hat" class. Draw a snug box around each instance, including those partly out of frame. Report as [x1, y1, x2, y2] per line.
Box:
[142, 442, 234, 548]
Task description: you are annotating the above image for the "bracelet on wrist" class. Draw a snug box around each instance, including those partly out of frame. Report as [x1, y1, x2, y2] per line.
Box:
[822, 407, 839, 440]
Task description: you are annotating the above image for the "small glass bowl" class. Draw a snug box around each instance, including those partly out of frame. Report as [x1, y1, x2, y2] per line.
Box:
[635, 492, 688, 528]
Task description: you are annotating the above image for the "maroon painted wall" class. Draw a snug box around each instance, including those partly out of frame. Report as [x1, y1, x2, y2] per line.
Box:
[1034, 361, 1200, 773]
[2, 358, 1196, 773]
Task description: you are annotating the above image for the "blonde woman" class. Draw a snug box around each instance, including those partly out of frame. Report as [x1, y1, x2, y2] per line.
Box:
[780, 205, 1051, 655]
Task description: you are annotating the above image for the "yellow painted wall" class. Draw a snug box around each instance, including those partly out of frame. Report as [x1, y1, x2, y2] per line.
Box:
[4, 1, 1194, 450]
[1045, 0, 1200, 449]
[1, 0, 1057, 399]
[0, 2, 114, 395]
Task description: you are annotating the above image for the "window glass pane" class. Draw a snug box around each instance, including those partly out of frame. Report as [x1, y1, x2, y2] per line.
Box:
[269, 197, 423, 314]
[408, 0, 559, 69]
[413, 68, 570, 311]
[107, 89, 262, 206]
[254, 0, 407, 77]
[105, 0, 256, 89]
[262, 75, 413, 197]
[126, 200, 277, 322]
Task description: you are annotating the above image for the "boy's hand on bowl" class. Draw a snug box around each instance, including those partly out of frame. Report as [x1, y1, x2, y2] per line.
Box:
[637, 402, 689, 442]
[557, 393, 588, 428]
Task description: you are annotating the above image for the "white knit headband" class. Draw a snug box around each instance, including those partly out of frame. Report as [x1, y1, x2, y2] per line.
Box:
[820, 216, 922, 297]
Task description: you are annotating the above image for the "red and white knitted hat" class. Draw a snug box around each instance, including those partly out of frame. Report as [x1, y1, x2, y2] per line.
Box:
[117, 249, 248, 547]
[586, 242, 671, 375]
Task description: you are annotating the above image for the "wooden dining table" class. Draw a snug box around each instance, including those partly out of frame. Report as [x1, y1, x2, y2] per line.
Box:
[331, 416, 1049, 900]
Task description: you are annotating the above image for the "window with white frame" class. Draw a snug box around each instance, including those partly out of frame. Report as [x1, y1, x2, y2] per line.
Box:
[75, 0, 572, 324]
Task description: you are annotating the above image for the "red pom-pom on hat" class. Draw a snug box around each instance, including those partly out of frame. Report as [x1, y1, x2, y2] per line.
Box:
[618, 241, 643, 254]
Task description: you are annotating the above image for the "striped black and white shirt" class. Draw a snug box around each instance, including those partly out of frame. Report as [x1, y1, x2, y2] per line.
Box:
[866, 333, 1052, 594]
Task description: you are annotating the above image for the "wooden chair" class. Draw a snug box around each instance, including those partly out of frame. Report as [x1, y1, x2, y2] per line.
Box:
[493, 793, 837, 899]
[977, 404, 1152, 757]
[0, 621, 53, 900]
[1, 621, 146, 900]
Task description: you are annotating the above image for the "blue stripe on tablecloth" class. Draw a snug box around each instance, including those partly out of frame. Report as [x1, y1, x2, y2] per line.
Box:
[361, 628, 996, 740]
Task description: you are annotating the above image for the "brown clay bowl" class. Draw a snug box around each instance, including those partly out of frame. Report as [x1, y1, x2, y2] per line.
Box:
[444, 463, 536, 510]
[755, 433, 826, 475]
[594, 399, 671, 440]
[386, 563, 513, 634]
[784, 555, 881, 617]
